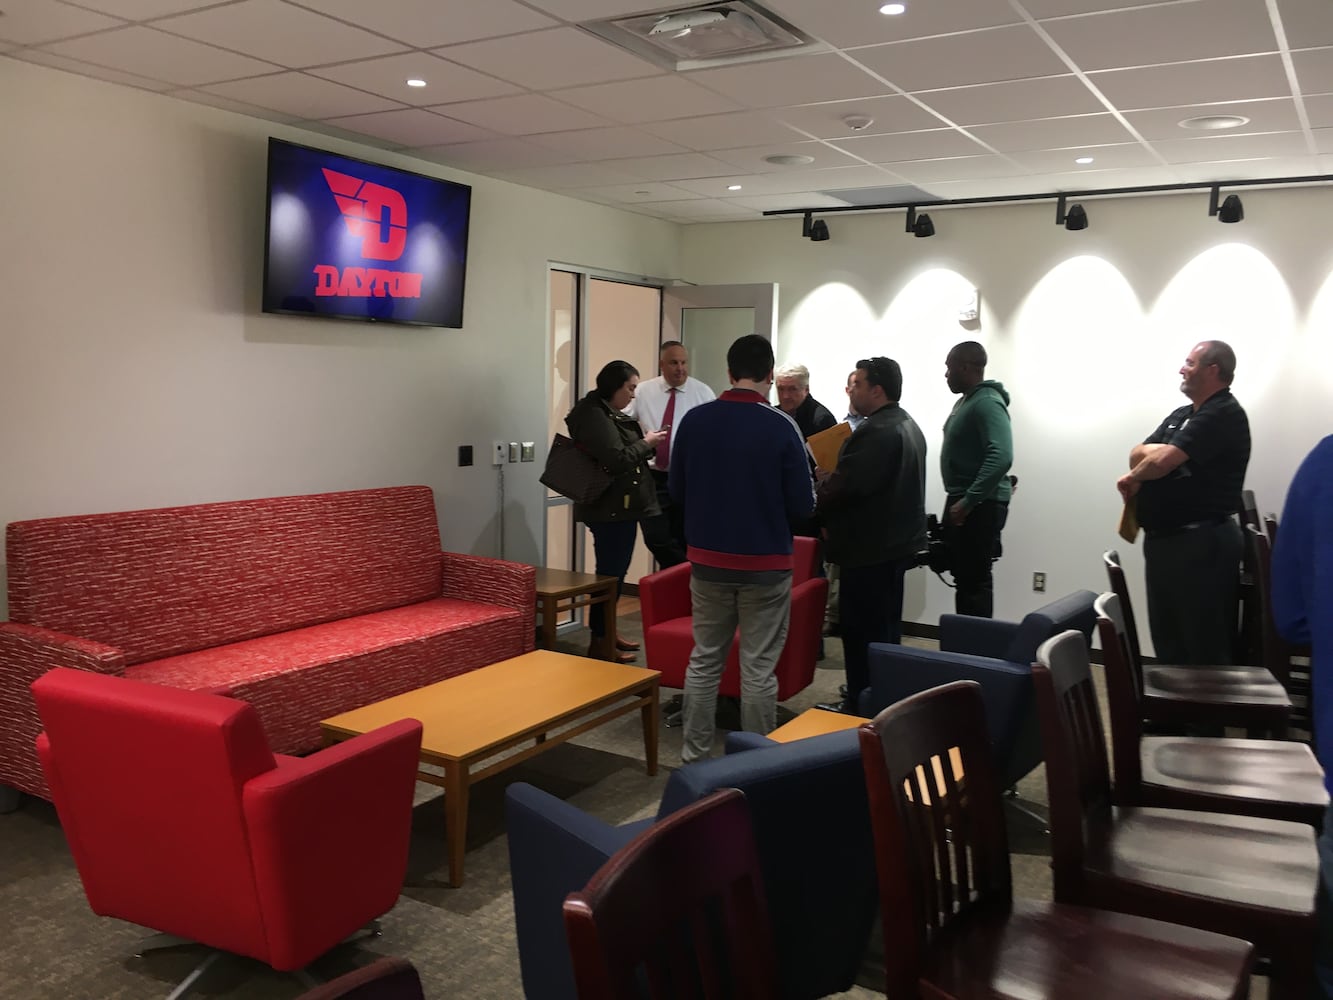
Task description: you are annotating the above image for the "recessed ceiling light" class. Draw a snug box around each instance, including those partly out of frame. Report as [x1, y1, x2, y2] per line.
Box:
[880, 2, 907, 13]
[1074, 156, 1094, 164]
[764, 153, 816, 166]
[1178, 114, 1249, 131]
[406, 78, 427, 88]
[727, 184, 743, 190]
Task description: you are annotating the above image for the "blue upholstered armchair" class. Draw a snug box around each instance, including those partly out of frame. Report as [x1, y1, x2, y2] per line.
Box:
[505, 730, 877, 1000]
[862, 590, 1098, 788]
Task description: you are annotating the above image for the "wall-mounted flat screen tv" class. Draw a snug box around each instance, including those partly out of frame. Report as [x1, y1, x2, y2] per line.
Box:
[262, 138, 471, 328]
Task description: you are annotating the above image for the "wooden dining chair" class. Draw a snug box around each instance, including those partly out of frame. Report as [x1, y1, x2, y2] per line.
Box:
[1245, 523, 1313, 734]
[858, 679, 1253, 1000]
[562, 788, 778, 1000]
[294, 958, 425, 1000]
[1034, 629, 1319, 1000]
[1095, 592, 1326, 826]
[1102, 549, 1290, 734]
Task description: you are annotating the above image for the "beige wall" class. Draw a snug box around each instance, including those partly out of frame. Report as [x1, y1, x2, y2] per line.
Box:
[0, 58, 680, 617]
[681, 192, 1333, 644]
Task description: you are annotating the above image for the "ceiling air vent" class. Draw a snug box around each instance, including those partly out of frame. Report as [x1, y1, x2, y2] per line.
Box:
[580, 2, 824, 71]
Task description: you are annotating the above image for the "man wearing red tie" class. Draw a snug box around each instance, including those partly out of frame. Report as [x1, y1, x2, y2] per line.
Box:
[626, 341, 716, 567]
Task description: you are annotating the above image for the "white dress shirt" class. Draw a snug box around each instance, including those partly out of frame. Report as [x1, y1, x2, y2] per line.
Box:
[625, 375, 717, 472]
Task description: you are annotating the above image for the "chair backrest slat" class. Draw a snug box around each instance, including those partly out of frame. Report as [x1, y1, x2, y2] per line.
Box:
[1102, 550, 1145, 672]
[1094, 592, 1146, 797]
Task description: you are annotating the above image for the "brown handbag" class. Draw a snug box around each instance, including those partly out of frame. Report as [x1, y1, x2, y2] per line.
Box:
[540, 434, 614, 504]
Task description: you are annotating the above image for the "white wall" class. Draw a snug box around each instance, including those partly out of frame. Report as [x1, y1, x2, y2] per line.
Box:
[0, 58, 680, 618]
[680, 191, 1333, 642]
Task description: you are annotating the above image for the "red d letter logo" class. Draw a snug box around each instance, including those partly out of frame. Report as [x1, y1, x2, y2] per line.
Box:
[322, 168, 408, 262]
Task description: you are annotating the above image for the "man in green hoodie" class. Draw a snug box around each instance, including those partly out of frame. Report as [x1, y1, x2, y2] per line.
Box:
[940, 341, 1013, 618]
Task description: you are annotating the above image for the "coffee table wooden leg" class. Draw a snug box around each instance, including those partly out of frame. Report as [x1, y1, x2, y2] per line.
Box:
[642, 683, 659, 776]
[538, 596, 556, 650]
[599, 586, 617, 662]
[444, 763, 468, 888]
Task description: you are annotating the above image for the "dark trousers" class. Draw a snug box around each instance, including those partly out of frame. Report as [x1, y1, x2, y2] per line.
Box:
[838, 556, 914, 705]
[639, 471, 686, 568]
[587, 519, 639, 637]
[1144, 518, 1242, 665]
[942, 498, 1008, 619]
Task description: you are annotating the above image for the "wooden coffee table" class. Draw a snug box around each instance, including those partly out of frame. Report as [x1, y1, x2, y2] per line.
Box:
[534, 567, 619, 661]
[320, 650, 659, 887]
[767, 707, 869, 742]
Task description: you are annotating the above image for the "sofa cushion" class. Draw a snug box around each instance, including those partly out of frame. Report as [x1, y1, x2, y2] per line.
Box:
[125, 597, 523, 754]
[6, 486, 444, 663]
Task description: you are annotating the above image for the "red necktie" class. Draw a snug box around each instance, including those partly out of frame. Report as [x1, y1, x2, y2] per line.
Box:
[656, 388, 678, 470]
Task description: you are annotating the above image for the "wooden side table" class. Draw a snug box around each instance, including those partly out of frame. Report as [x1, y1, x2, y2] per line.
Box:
[535, 567, 619, 661]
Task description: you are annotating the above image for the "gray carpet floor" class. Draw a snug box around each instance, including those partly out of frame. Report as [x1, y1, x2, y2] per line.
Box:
[0, 607, 1237, 999]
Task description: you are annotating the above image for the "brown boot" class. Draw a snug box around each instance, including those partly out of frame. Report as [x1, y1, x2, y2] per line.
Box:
[587, 641, 635, 664]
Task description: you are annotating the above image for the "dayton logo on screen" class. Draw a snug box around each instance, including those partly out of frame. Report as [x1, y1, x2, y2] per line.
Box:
[314, 168, 423, 299]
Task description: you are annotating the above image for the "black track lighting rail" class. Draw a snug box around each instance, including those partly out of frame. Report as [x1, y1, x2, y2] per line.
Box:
[764, 171, 1333, 219]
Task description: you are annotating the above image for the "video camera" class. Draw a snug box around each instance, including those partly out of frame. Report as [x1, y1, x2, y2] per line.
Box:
[914, 513, 951, 576]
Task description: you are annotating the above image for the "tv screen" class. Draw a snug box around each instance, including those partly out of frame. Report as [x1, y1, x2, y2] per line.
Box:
[262, 138, 471, 328]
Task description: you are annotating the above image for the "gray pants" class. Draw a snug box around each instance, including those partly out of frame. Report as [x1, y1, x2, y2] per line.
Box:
[681, 572, 791, 764]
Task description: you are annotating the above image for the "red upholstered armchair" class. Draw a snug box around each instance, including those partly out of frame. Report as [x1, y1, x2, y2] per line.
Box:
[31, 668, 423, 995]
[639, 536, 828, 699]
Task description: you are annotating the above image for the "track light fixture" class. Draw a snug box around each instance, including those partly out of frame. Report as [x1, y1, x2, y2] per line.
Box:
[810, 219, 830, 241]
[1055, 195, 1088, 231]
[905, 206, 935, 238]
[1208, 185, 1244, 223]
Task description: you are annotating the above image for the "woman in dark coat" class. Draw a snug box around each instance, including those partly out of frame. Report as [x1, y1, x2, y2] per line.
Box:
[566, 360, 668, 662]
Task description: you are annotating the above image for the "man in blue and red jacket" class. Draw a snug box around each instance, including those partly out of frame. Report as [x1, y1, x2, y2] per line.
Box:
[669, 334, 815, 763]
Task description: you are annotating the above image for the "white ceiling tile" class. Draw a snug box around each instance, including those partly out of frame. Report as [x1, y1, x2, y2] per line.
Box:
[309, 52, 521, 106]
[1304, 93, 1333, 127]
[828, 128, 990, 163]
[434, 27, 660, 90]
[414, 137, 581, 171]
[294, 0, 559, 48]
[67, 0, 222, 17]
[1019, 0, 1189, 20]
[518, 0, 674, 18]
[527, 126, 688, 159]
[968, 113, 1137, 151]
[9, 48, 175, 90]
[0, 0, 123, 45]
[1274, 0, 1333, 51]
[433, 93, 612, 134]
[599, 151, 743, 181]
[889, 154, 1030, 183]
[1170, 155, 1319, 180]
[156, 0, 406, 68]
[724, 191, 856, 211]
[851, 26, 1068, 92]
[1008, 142, 1159, 171]
[202, 71, 404, 118]
[641, 111, 806, 150]
[552, 75, 741, 123]
[1293, 47, 1333, 95]
[42, 25, 278, 85]
[765, 0, 1024, 46]
[643, 198, 756, 221]
[710, 140, 861, 173]
[1089, 54, 1292, 109]
[1041, 0, 1278, 73]
[323, 108, 497, 146]
[170, 87, 302, 121]
[577, 182, 702, 203]
[1313, 128, 1333, 153]
[771, 94, 946, 138]
[685, 53, 888, 108]
[916, 75, 1104, 125]
[1151, 129, 1311, 162]
[671, 165, 906, 197]
[1124, 98, 1302, 138]
[290, 120, 403, 150]
[494, 161, 643, 188]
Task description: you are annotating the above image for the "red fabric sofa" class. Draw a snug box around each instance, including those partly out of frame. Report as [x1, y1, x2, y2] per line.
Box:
[638, 536, 827, 699]
[1, 486, 535, 801]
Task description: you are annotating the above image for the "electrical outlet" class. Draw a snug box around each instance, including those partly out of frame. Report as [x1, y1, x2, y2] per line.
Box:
[508, 441, 520, 463]
[1032, 571, 1046, 593]
[492, 442, 506, 467]
[520, 442, 535, 462]
[458, 445, 473, 467]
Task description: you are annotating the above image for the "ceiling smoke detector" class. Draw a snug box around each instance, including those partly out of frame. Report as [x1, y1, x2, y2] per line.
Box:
[1178, 114, 1250, 131]
[764, 153, 816, 166]
[842, 114, 874, 131]
[581, 2, 822, 71]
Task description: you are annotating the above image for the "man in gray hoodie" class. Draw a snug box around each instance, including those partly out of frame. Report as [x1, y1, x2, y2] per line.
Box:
[940, 341, 1013, 618]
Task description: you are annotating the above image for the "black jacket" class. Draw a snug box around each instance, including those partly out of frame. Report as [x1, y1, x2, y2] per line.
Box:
[565, 391, 658, 524]
[817, 403, 927, 567]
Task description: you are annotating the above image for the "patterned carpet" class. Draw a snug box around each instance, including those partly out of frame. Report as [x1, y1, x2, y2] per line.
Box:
[0, 606, 1079, 1000]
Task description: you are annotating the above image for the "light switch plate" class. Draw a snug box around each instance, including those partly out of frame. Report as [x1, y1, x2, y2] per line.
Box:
[520, 442, 535, 462]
